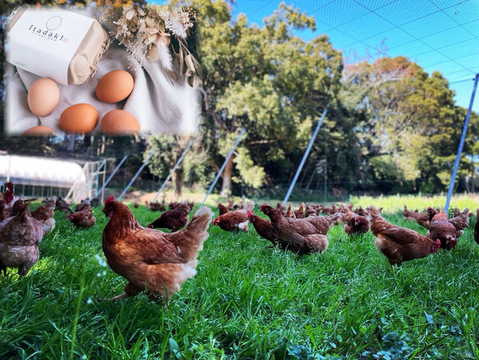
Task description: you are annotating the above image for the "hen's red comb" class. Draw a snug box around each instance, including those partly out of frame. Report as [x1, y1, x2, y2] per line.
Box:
[104, 196, 115, 206]
[247, 210, 254, 217]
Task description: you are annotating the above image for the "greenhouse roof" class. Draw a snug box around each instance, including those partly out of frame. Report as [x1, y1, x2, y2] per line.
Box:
[0, 155, 86, 188]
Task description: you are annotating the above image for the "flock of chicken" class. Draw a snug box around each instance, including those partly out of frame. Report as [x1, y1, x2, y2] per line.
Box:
[0, 183, 98, 276]
[214, 201, 476, 269]
[1, 180, 478, 305]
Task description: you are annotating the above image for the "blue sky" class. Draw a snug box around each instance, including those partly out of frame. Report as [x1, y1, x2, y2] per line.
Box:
[230, 0, 479, 113]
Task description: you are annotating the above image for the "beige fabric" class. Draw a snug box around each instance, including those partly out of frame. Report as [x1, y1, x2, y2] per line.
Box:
[7, 6, 110, 85]
[5, 7, 200, 136]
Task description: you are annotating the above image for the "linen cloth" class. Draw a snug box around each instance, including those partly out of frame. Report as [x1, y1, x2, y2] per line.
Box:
[5, 7, 200, 136]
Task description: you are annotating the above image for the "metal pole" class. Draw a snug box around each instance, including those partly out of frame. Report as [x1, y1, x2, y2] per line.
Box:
[283, 109, 328, 205]
[7, 155, 11, 182]
[151, 139, 195, 203]
[95, 160, 106, 198]
[96, 155, 128, 198]
[88, 161, 105, 199]
[324, 131, 327, 203]
[118, 150, 157, 200]
[101, 160, 106, 203]
[445, 73, 478, 212]
[200, 128, 246, 207]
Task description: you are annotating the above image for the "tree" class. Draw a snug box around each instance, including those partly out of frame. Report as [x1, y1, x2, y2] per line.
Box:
[147, 134, 209, 198]
[340, 56, 479, 194]
[188, 0, 344, 196]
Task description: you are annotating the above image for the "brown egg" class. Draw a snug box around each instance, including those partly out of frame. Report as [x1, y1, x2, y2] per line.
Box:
[60, 104, 98, 133]
[96, 70, 134, 103]
[22, 126, 55, 136]
[101, 110, 140, 135]
[27, 78, 60, 117]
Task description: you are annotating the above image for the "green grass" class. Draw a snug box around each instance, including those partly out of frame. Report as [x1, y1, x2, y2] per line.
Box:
[1, 196, 478, 359]
[350, 193, 478, 216]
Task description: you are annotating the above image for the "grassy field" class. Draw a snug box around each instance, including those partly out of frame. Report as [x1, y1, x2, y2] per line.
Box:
[1, 195, 478, 359]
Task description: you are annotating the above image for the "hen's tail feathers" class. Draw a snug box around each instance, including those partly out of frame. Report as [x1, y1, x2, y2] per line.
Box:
[244, 200, 255, 212]
[327, 212, 344, 225]
[306, 233, 329, 253]
[344, 209, 353, 221]
[319, 235, 329, 252]
[367, 206, 381, 219]
[182, 206, 214, 253]
[238, 221, 249, 232]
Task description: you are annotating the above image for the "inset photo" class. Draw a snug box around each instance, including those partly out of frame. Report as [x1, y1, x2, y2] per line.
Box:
[4, 3, 200, 136]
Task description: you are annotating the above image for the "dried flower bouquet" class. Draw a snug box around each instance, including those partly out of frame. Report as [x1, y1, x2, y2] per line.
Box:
[101, 4, 200, 87]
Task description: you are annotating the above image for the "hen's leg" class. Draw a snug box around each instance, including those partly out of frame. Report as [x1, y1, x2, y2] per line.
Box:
[148, 292, 168, 308]
[18, 263, 33, 277]
[109, 282, 143, 301]
[389, 261, 402, 273]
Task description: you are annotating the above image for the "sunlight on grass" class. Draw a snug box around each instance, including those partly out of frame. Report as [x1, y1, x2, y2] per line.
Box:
[0, 196, 478, 358]
[351, 193, 478, 215]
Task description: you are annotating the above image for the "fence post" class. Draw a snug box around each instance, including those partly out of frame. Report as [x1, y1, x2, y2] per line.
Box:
[118, 149, 157, 200]
[95, 155, 128, 200]
[283, 109, 328, 205]
[445, 74, 478, 212]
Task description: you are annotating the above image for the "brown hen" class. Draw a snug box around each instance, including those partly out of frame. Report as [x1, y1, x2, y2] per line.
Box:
[403, 205, 430, 229]
[305, 204, 318, 217]
[67, 205, 96, 228]
[260, 204, 329, 255]
[213, 211, 249, 233]
[285, 204, 296, 218]
[426, 209, 457, 250]
[0, 201, 44, 276]
[448, 208, 470, 238]
[294, 203, 305, 219]
[31, 200, 55, 235]
[147, 204, 190, 232]
[218, 203, 229, 215]
[75, 199, 92, 212]
[149, 199, 166, 211]
[368, 205, 440, 269]
[344, 210, 369, 235]
[213, 201, 254, 233]
[247, 211, 278, 247]
[102, 197, 213, 303]
[426, 207, 439, 222]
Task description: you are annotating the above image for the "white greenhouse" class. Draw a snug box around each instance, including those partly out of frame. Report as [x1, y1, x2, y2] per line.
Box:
[0, 155, 107, 203]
